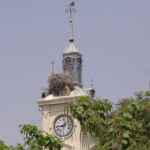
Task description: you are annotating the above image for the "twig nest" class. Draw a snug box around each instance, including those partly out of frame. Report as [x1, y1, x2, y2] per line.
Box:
[48, 73, 74, 96]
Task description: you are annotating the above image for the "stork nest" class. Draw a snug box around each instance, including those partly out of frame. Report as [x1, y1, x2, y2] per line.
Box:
[48, 73, 74, 96]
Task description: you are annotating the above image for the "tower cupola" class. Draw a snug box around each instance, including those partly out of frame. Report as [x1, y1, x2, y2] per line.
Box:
[63, 39, 82, 87]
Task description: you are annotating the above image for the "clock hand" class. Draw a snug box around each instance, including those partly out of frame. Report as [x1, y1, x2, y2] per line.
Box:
[56, 122, 66, 128]
[56, 124, 64, 128]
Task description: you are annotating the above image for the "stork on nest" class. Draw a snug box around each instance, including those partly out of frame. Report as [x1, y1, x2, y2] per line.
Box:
[48, 73, 74, 96]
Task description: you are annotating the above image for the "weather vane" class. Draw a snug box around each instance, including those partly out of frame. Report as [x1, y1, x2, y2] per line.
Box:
[66, 1, 76, 41]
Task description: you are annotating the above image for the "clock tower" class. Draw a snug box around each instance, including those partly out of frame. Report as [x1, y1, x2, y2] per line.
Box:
[38, 1, 95, 150]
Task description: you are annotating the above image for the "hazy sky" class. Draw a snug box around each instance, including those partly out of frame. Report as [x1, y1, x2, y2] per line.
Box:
[0, 0, 150, 145]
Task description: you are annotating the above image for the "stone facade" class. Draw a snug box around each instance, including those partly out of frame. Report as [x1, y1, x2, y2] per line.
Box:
[38, 95, 95, 150]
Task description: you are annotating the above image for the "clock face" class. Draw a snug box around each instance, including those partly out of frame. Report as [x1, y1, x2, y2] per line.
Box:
[54, 115, 73, 138]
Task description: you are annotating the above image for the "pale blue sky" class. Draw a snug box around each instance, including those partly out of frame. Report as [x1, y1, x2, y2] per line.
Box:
[0, 0, 150, 145]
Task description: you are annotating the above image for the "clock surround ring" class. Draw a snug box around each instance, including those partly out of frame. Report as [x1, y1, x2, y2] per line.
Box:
[53, 114, 74, 139]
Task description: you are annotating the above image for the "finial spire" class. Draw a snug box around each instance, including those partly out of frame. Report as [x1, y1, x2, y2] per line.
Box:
[66, 1, 76, 42]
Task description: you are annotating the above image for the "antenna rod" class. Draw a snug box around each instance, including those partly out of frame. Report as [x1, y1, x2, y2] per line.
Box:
[69, 6, 74, 40]
[66, 1, 76, 41]
[90, 79, 94, 88]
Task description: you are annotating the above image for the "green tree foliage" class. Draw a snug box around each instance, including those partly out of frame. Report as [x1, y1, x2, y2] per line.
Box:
[0, 124, 62, 150]
[0, 140, 10, 150]
[70, 92, 150, 150]
[20, 124, 62, 150]
[9, 144, 24, 150]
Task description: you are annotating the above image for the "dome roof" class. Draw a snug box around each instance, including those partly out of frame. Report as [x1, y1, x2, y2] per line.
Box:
[64, 39, 80, 54]
[70, 86, 87, 97]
